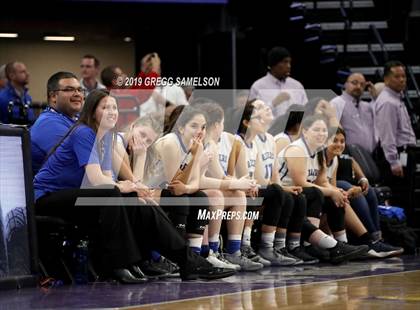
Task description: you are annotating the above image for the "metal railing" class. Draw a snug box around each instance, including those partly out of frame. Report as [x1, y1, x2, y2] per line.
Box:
[367, 24, 388, 81]
[405, 66, 420, 126]
[368, 24, 419, 126]
[340, 0, 354, 58]
[368, 24, 389, 66]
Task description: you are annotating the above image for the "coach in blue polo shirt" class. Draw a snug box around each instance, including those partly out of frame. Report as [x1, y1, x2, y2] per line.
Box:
[0, 61, 35, 125]
[30, 72, 84, 174]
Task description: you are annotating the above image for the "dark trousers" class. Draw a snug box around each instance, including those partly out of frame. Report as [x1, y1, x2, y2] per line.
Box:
[337, 180, 380, 233]
[36, 186, 193, 272]
[258, 184, 290, 227]
[284, 192, 306, 233]
[160, 189, 209, 236]
[375, 146, 417, 211]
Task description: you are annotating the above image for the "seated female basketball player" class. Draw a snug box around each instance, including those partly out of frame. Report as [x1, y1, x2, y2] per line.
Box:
[153, 106, 213, 255]
[278, 114, 368, 263]
[34, 89, 235, 283]
[230, 99, 305, 266]
[195, 101, 264, 271]
[112, 113, 183, 277]
[251, 100, 319, 264]
[324, 127, 403, 258]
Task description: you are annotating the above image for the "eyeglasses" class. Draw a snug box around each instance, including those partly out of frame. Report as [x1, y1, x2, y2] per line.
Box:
[54, 87, 86, 95]
[348, 80, 366, 87]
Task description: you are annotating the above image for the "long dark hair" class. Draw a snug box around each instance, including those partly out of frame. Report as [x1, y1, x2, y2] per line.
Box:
[237, 99, 257, 136]
[78, 89, 111, 132]
[163, 105, 185, 135]
[333, 126, 346, 139]
[170, 105, 208, 135]
[44, 89, 113, 162]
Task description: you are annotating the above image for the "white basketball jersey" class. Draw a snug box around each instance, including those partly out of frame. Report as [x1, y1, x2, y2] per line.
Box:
[255, 133, 275, 180]
[236, 134, 258, 178]
[218, 131, 232, 175]
[278, 138, 320, 186]
[147, 132, 189, 187]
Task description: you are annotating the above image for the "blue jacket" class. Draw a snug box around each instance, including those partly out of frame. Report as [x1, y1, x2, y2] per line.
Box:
[0, 83, 35, 125]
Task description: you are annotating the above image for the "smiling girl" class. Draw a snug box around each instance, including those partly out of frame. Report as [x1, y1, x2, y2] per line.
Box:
[325, 127, 404, 258]
[278, 114, 368, 263]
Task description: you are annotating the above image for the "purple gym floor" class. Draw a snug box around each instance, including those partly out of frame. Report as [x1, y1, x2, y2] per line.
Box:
[1, 256, 419, 309]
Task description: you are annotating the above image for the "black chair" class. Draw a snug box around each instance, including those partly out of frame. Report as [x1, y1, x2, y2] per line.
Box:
[36, 215, 98, 284]
[346, 144, 392, 204]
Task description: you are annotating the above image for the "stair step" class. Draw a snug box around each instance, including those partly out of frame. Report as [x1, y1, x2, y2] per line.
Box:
[321, 30, 403, 45]
[303, 0, 374, 10]
[328, 43, 405, 53]
[320, 21, 388, 31]
[350, 66, 420, 75]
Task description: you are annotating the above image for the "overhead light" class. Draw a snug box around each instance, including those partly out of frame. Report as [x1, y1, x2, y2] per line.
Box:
[0, 33, 18, 38]
[124, 37, 132, 42]
[43, 36, 75, 42]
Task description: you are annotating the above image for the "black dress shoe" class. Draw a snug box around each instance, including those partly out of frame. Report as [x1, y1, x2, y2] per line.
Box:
[112, 268, 148, 284]
[181, 255, 236, 281]
[139, 260, 170, 278]
[155, 257, 180, 277]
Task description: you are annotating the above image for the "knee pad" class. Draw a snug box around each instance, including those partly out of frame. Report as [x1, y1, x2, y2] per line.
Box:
[293, 193, 307, 218]
[303, 187, 323, 218]
[301, 217, 318, 241]
[323, 197, 345, 232]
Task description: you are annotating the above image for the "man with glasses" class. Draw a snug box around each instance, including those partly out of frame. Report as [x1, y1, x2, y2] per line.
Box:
[80, 54, 106, 96]
[30, 71, 84, 174]
[0, 61, 34, 125]
[330, 72, 377, 153]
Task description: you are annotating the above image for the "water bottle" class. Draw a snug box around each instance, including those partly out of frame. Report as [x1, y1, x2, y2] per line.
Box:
[73, 240, 89, 284]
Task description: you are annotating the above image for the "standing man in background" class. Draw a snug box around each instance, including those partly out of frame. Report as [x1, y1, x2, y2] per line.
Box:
[375, 60, 417, 209]
[80, 54, 106, 96]
[249, 46, 308, 118]
[330, 72, 377, 153]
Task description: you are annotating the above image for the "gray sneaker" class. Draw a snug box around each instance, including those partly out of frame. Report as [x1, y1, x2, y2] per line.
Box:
[275, 247, 304, 265]
[241, 245, 271, 267]
[224, 251, 264, 271]
[207, 250, 241, 270]
[258, 247, 297, 266]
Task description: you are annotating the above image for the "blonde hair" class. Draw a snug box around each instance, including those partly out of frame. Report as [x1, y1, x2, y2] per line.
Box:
[125, 113, 164, 181]
[126, 112, 164, 137]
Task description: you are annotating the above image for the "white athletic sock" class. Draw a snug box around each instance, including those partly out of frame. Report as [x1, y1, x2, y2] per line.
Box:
[188, 237, 203, 249]
[318, 235, 338, 249]
[260, 232, 275, 248]
[274, 231, 286, 249]
[334, 232, 348, 243]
